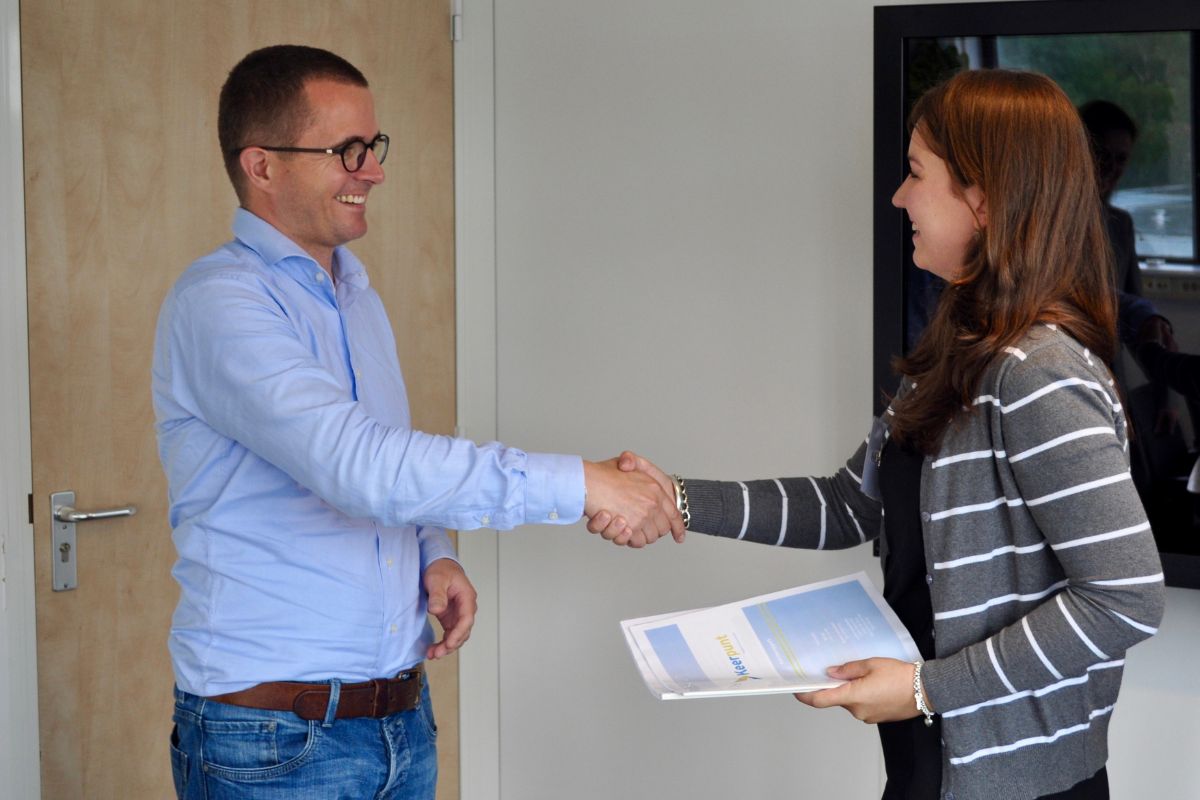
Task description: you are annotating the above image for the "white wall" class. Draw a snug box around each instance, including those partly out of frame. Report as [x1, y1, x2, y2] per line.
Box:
[490, 2, 882, 798]
[0, 1, 39, 797]
[457, 1, 1200, 798]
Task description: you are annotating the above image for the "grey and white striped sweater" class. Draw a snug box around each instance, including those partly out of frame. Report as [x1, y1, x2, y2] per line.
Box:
[683, 325, 1165, 800]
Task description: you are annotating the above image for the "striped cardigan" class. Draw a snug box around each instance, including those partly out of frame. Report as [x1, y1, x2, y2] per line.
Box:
[683, 325, 1165, 800]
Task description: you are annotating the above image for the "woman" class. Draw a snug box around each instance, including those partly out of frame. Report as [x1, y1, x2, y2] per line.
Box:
[593, 70, 1165, 800]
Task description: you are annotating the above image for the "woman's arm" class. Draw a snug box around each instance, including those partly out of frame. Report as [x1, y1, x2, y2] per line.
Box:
[599, 436, 884, 552]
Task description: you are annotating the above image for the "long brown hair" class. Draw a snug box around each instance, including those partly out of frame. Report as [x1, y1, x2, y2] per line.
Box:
[891, 70, 1118, 453]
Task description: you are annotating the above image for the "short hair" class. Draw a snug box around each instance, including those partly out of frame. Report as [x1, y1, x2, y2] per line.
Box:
[1078, 99, 1139, 142]
[218, 45, 369, 200]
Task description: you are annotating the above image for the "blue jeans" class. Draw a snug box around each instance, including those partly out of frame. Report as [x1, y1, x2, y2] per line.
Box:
[170, 680, 437, 800]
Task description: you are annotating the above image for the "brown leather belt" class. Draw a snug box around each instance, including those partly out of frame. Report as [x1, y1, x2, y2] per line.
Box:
[208, 664, 424, 721]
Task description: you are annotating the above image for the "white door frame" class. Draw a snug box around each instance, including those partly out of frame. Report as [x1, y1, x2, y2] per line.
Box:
[1, 1, 42, 797]
[453, 2, 501, 799]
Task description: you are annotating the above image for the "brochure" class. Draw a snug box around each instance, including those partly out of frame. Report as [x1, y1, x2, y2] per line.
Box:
[620, 572, 919, 700]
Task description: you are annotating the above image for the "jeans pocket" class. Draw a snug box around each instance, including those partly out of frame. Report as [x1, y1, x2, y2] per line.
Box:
[416, 690, 438, 741]
[169, 725, 189, 798]
[201, 712, 319, 781]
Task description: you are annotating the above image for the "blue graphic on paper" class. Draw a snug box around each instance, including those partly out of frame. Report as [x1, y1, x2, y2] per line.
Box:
[644, 624, 707, 683]
[743, 580, 913, 679]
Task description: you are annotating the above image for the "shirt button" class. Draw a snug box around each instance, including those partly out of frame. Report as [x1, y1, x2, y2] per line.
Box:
[315, 271, 325, 281]
[481, 514, 490, 526]
[386, 558, 393, 568]
[920, 511, 931, 522]
[548, 510, 559, 521]
[390, 624, 398, 634]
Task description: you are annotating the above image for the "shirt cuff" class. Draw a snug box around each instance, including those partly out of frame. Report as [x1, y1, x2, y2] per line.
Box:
[417, 526, 459, 572]
[523, 452, 586, 525]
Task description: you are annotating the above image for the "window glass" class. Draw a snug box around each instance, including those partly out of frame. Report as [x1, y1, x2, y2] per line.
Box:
[998, 32, 1193, 260]
[907, 32, 1193, 261]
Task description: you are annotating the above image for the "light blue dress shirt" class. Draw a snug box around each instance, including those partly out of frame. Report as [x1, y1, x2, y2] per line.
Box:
[153, 209, 585, 696]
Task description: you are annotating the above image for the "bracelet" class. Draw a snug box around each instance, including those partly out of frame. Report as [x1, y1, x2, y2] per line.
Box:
[671, 474, 691, 529]
[912, 661, 934, 727]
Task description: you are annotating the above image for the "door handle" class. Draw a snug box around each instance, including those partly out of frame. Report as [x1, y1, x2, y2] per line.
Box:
[54, 504, 137, 523]
[50, 491, 139, 592]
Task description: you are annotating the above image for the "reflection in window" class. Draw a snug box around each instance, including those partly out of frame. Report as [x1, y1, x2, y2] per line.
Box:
[907, 31, 1194, 261]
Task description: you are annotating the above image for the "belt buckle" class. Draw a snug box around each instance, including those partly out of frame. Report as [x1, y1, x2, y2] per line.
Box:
[392, 668, 422, 714]
[403, 666, 423, 695]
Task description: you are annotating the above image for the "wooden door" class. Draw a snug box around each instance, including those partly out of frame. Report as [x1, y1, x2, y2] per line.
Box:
[22, 1, 457, 797]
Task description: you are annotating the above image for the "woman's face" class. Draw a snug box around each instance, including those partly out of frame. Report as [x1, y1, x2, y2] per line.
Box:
[891, 128, 986, 282]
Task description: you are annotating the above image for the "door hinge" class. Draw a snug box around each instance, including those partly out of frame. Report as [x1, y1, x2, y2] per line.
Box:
[28, 493, 33, 525]
[451, 0, 463, 41]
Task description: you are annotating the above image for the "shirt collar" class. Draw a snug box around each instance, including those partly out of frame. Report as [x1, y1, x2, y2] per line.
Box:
[333, 247, 370, 292]
[232, 207, 372, 294]
[232, 207, 314, 267]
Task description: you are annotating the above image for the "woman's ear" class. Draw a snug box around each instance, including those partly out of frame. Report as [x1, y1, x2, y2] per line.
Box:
[966, 186, 987, 228]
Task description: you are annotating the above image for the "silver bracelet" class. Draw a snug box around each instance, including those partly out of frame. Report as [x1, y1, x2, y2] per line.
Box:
[913, 661, 934, 727]
[671, 474, 691, 529]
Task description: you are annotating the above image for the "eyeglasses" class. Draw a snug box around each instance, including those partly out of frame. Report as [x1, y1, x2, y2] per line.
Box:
[243, 133, 389, 173]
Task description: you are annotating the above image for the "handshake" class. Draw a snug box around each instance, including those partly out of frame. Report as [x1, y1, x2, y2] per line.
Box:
[582, 451, 686, 548]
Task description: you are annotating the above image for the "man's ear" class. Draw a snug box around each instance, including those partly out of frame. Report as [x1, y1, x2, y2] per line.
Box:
[239, 147, 274, 193]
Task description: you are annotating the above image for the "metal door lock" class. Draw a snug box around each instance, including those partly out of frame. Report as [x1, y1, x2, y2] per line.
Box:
[50, 491, 137, 591]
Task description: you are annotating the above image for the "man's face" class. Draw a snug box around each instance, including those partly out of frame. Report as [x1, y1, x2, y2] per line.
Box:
[1095, 128, 1134, 203]
[270, 79, 385, 266]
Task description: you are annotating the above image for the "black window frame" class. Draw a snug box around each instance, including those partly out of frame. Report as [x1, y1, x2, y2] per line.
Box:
[874, 0, 1200, 589]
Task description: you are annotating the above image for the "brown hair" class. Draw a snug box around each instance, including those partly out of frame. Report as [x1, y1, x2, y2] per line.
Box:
[890, 69, 1118, 453]
[218, 45, 368, 201]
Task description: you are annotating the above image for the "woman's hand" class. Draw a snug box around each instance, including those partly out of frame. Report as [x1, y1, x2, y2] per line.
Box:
[582, 458, 682, 546]
[794, 658, 924, 724]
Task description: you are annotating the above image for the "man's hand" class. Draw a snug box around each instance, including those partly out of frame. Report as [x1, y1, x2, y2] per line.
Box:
[583, 457, 683, 547]
[1138, 317, 1182, 435]
[423, 558, 478, 660]
[588, 450, 686, 544]
[793, 658, 922, 724]
[1137, 315, 1177, 352]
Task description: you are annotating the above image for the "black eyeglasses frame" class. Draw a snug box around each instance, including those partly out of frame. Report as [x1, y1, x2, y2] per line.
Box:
[238, 133, 389, 173]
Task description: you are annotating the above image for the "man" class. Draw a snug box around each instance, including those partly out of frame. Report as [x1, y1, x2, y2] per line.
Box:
[1080, 101, 1189, 451]
[154, 45, 681, 799]
[1079, 100, 1176, 356]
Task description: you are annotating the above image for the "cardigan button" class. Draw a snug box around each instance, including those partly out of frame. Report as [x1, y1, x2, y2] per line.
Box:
[920, 511, 931, 522]
[926, 574, 933, 585]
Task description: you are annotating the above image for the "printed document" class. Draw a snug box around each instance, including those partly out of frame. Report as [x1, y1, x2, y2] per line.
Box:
[621, 572, 919, 699]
